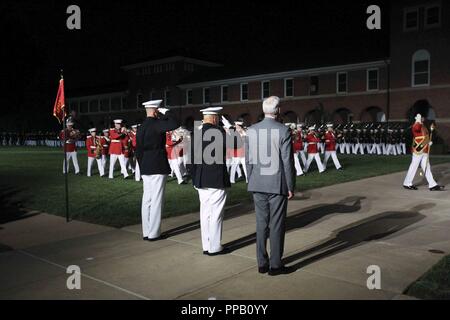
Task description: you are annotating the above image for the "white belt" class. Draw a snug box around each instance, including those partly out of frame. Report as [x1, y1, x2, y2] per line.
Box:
[111, 140, 121, 143]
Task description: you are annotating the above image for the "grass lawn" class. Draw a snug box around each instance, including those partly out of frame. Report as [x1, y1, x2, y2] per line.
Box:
[406, 255, 450, 299]
[0, 146, 449, 228]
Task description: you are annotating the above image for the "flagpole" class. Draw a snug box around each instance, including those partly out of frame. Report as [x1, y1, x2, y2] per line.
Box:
[61, 69, 70, 223]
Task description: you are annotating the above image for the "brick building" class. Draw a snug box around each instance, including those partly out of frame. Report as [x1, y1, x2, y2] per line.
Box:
[68, 0, 450, 146]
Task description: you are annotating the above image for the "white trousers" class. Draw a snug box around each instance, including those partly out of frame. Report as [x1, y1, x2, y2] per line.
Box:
[353, 143, 364, 155]
[197, 188, 227, 253]
[169, 158, 184, 184]
[102, 155, 109, 172]
[141, 175, 167, 239]
[87, 157, 105, 177]
[230, 157, 248, 183]
[386, 144, 397, 156]
[298, 150, 307, 166]
[134, 161, 141, 181]
[63, 151, 80, 174]
[403, 154, 438, 188]
[305, 153, 325, 173]
[109, 154, 129, 179]
[323, 151, 342, 170]
[294, 152, 304, 176]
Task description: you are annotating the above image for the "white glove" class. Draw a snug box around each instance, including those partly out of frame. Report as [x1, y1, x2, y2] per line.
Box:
[221, 116, 232, 129]
[429, 141, 433, 146]
[158, 108, 169, 115]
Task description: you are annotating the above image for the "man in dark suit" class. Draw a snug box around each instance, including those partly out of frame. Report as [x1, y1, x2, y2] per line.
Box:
[189, 107, 231, 255]
[246, 96, 295, 276]
[136, 100, 178, 241]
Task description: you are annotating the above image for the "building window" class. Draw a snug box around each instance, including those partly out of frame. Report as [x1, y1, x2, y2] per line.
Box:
[165, 90, 171, 106]
[284, 79, 294, 97]
[111, 97, 121, 111]
[70, 101, 79, 113]
[337, 72, 348, 93]
[367, 69, 379, 91]
[79, 101, 88, 114]
[412, 50, 430, 87]
[425, 5, 441, 28]
[100, 98, 110, 112]
[240, 83, 248, 101]
[186, 89, 193, 105]
[184, 63, 194, 72]
[203, 88, 210, 104]
[404, 8, 419, 31]
[89, 100, 99, 113]
[221, 86, 229, 102]
[136, 93, 143, 108]
[121, 97, 127, 109]
[310, 76, 319, 95]
[261, 81, 270, 99]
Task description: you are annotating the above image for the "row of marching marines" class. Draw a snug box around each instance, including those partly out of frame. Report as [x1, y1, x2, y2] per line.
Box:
[58, 119, 415, 182]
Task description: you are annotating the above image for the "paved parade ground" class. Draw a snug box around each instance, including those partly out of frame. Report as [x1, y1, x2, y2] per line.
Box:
[1, 160, 449, 299]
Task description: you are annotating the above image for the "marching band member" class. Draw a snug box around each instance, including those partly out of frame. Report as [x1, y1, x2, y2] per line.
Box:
[166, 130, 186, 184]
[101, 129, 110, 172]
[189, 107, 230, 255]
[403, 114, 444, 191]
[322, 123, 343, 171]
[136, 100, 178, 241]
[129, 125, 141, 181]
[304, 125, 325, 173]
[290, 124, 304, 176]
[296, 124, 307, 166]
[86, 128, 105, 177]
[59, 119, 80, 175]
[229, 120, 248, 183]
[108, 119, 129, 179]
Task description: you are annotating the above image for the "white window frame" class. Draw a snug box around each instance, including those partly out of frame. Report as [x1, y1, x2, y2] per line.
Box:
[366, 68, 379, 91]
[403, 7, 419, 32]
[240, 83, 248, 101]
[203, 88, 210, 104]
[164, 89, 171, 107]
[221, 85, 229, 103]
[261, 80, 270, 99]
[425, 3, 441, 29]
[284, 78, 294, 97]
[336, 72, 348, 94]
[136, 94, 143, 108]
[186, 89, 193, 105]
[412, 50, 431, 87]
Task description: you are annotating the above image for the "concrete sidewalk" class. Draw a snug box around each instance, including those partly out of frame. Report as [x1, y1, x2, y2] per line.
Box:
[1, 163, 449, 300]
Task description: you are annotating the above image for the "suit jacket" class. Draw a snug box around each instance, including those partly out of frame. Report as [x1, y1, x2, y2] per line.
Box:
[136, 114, 179, 175]
[245, 117, 295, 196]
[189, 123, 231, 189]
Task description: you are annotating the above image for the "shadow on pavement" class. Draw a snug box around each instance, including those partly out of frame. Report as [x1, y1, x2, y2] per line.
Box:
[282, 203, 433, 272]
[0, 187, 40, 225]
[223, 196, 366, 252]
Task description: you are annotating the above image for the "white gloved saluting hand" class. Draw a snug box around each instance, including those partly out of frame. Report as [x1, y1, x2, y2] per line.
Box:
[158, 108, 170, 115]
[221, 116, 232, 129]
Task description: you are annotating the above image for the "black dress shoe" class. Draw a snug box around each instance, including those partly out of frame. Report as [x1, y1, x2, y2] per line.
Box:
[258, 266, 269, 274]
[268, 266, 292, 276]
[430, 185, 445, 192]
[207, 247, 230, 256]
[147, 236, 163, 242]
[143, 237, 149, 241]
[403, 185, 418, 190]
[203, 251, 208, 255]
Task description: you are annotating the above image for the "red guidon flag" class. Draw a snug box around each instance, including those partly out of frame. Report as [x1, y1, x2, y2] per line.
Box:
[53, 78, 66, 124]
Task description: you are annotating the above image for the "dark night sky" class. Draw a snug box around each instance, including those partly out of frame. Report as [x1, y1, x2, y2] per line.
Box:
[1, 0, 389, 130]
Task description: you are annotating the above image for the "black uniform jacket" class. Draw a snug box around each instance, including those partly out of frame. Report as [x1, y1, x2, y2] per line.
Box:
[188, 123, 234, 189]
[136, 114, 179, 175]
